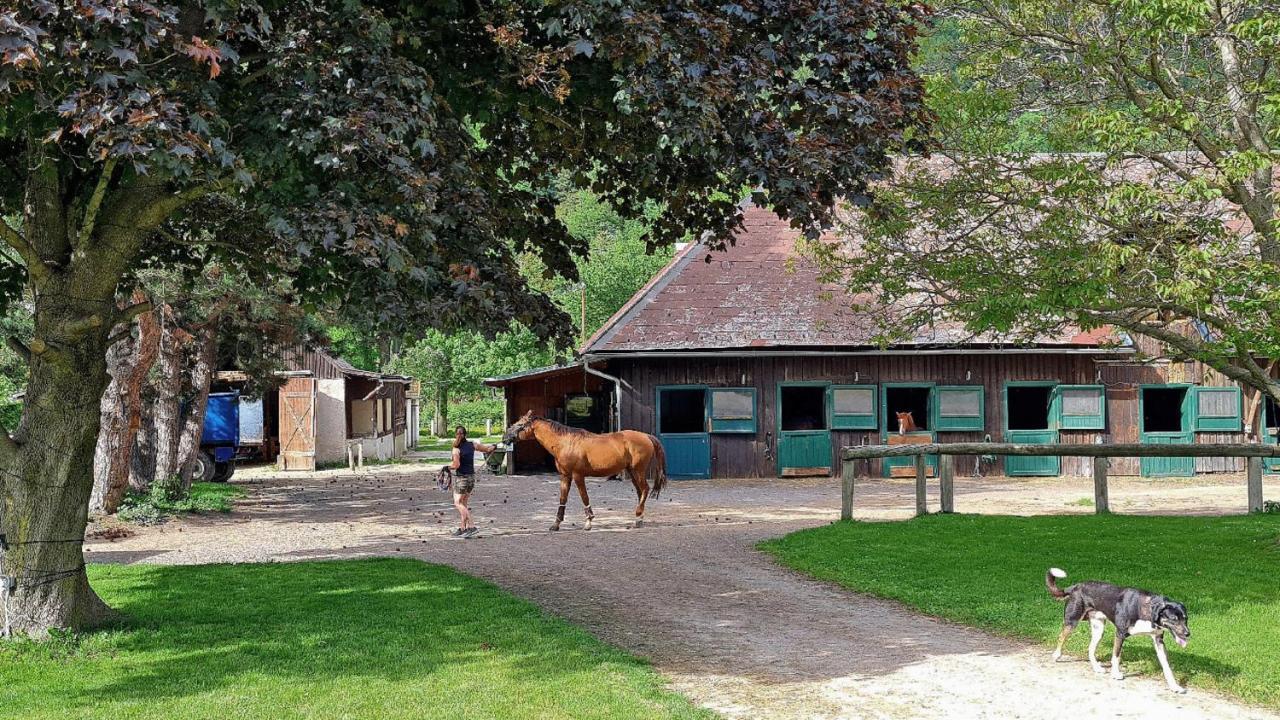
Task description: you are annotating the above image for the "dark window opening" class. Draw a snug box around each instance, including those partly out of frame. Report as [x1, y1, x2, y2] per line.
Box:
[781, 386, 828, 431]
[1007, 386, 1053, 430]
[659, 388, 706, 434]
[565, 393, 608, 432]
[884, 387, 930, 431]
[1143, 387, 1187, 433]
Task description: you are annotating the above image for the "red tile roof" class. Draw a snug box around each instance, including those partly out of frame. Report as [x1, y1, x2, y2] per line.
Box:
[584, 205, 1126, 354]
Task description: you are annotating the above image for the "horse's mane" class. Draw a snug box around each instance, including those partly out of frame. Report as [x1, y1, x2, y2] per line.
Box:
[532, 417, 593, 436]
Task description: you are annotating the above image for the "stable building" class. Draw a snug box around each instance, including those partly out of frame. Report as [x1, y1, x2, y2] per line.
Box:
[274, 347, 417, 470]
[490, 205, 1252, 479]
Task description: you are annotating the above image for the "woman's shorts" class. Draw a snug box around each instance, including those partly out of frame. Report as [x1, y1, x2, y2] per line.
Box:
[454, 473, 476, 495]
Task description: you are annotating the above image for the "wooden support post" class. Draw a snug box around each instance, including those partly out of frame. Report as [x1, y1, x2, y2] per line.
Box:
[1093, 457, 1110, 515]
[939, 455, 955, 514]
[841, 459, 855, 521]
[1247, 456, 1263, 513]
[914, 454, 928, 517]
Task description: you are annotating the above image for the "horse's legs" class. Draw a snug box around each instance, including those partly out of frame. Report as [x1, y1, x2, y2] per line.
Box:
[551, 475, 571, 531]
[573, 475, 594, 530]
[630, 459, 650, 528]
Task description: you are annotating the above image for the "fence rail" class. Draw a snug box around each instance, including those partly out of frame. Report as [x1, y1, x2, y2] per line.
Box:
[839, 442, 1269, 520]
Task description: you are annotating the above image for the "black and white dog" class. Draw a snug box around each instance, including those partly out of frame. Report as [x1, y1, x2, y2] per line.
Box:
[1046, 567, 1192, 694]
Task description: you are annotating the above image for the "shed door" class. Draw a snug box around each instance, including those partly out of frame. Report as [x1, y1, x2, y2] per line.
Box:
[239, 396, 265, 445]
[778, 384, 832, 476]
[657, 387, 710, 479]
[279, 376, 317, 471]
[1140, 386, 1194, 477]
[1003, 384, 1060, 476]
[882, 385, 937, 477]
[1266, 396, 1280, 474]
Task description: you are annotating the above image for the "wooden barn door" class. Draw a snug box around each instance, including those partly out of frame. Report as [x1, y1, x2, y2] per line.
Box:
[1139, 385, 1194, 477]
[777, 383, 833, 477]
[1002, 382, 1061, 476]
[278, 376, 317, 471]
[656, 386, 711, 479]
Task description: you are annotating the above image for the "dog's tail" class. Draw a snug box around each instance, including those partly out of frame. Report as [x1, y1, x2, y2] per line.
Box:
[1045, 567, 1068, 600]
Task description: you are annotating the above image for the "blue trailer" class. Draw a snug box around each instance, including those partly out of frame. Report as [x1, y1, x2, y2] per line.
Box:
[194, 392, 240, 482]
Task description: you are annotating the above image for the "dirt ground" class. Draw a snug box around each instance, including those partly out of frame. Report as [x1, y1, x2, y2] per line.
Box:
[87, 462, 1278, 720]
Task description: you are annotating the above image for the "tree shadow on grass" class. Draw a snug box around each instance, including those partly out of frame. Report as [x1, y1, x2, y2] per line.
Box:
[11, 559, 704, 719]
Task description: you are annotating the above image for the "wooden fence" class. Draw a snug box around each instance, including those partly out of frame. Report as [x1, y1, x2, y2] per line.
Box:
[839, 442, 1273, 520]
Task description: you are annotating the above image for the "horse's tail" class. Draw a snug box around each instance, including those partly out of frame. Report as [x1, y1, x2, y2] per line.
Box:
[646, 433, 668, 499]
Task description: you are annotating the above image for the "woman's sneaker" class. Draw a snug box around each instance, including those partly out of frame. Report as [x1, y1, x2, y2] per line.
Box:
[449, 527, 467, 538]
[462, 527, 480, 538]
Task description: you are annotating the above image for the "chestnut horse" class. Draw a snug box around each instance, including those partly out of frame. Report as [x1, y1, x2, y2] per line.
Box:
[503, 411, 668, 530]
[896, 411, 920, 435]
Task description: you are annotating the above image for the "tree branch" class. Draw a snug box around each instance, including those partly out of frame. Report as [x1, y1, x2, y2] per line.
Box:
[4, 336, 29, 363]
[115, 301, 153, 326]
[75, 158, 117, 250]
[0, 217, 50, 285]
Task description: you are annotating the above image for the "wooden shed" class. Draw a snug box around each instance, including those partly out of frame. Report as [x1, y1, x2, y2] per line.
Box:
[505, 204, 1254, 480]
[484, 363, 609, 473]
[274, 346, 413, 470]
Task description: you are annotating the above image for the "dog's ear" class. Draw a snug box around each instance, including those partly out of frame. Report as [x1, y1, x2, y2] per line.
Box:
[1150, 597, 1168, 621]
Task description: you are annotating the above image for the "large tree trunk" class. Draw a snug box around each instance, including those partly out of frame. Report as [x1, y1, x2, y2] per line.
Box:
[176, 323, 218, 491]
[148, 306, 191, 497]
[90, 296, 159, 515]
[0, 280, 120, 635]
[129, 412, 156, 493]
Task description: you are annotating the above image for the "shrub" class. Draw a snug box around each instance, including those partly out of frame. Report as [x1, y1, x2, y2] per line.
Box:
[448, 397, 504, 435]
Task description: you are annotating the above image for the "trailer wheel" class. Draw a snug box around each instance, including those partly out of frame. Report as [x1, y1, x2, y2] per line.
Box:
[190, 451, 217, 483]
[211, 461, 235, 483]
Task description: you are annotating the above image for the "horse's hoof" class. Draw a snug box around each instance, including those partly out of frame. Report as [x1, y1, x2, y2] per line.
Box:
[632, 518, 644, 528]
[549, 524, 560, 532]
[583, 520, 593, 531]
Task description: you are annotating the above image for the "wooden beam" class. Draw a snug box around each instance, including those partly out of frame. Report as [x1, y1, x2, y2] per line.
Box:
[1093, 457, 1110, 515]
[840, 458, 855, 521]
[1247, 456, 1263, 513]
[939, 454, 955, 514]
[843, 442, 1280, 460]
[914, 455, 928, 517]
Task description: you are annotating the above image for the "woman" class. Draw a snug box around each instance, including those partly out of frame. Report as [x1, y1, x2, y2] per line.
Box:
[449, 426, 497, 538]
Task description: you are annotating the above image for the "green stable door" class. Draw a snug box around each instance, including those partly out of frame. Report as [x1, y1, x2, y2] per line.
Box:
[777, 383, 833, 476]
[656, 386, 711, 479]
[1266, 396, 1280, 474]
[1139, 385, 1195, 477]
[880, 384, 937, 477]
[1003, 383, 1060, 476]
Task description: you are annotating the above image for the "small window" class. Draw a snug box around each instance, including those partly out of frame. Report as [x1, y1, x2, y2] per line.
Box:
[710, 388, 756, 433]
[1194, 386, 1241, 432]
[780, 385, 828, 431]
[933, 386, 984, 431]
[1142, 387, 1188, 433]
[658, 387, 706, 434]
[1007, 385, 1053, 430]
[830, 385, 877, 430]
[1058, 385, 1106, 430]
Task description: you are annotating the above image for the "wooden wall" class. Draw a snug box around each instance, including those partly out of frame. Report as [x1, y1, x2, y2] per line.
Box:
[609, 353, 1248, 479]
[504, 369, 606, 471]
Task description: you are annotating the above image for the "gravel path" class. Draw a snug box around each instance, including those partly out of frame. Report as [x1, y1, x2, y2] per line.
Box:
[87, 464, 1278, 720]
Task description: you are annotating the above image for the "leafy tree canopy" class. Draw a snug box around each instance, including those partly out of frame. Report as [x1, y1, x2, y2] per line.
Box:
[813, 0, 1280, 400]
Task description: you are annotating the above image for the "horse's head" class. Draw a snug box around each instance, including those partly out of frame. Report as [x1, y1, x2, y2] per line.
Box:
[896, 411, 915, 435]
[502, 410, 538, 445]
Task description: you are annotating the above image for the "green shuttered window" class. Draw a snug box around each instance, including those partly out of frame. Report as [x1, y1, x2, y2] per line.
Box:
[1193, 386, 1242, 432]
[709, 388, 756, 433]
[1057, 385, 1107, 430]
[830, 385, 877, 429]
[932, 386, 985, 431]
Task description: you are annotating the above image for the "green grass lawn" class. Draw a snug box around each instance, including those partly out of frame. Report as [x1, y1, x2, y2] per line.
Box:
[760, 514, 1280, 708]
[0, 559, 709, 720]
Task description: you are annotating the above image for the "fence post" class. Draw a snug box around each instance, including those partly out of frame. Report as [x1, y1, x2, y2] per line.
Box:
[1092, 456, 1110, 515]
[939, 455, 955, 513]
[1247, 456, 1263, 513]
[841, 458, 855, 521]
[914, 454, 928, 517]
